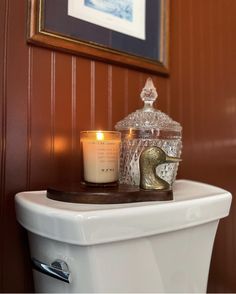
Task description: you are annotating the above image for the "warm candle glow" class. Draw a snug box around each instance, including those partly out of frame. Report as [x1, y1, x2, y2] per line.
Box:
[96, 131, 104, 141]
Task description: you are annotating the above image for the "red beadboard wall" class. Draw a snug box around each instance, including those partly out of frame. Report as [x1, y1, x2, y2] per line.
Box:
[1, 0, 236, 292]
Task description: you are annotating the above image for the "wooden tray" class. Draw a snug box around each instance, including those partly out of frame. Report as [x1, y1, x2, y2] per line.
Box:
[47, 184, 173, 204]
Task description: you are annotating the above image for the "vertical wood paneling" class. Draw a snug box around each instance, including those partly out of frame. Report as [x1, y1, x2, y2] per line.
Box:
[206, 1, 236, 290]
[94, 62, 109, 130]
[53, 52, 73, 184]
[126, 70, 143, 114]
[153, 75, 169, 114]
[30, 47, 53, 189]
[90, 60, 96, 129]
[168, 0, 184, 157]
[111, 66, 127, 127]
[26, 47, 32, 189]
[172, 0, 195, 178]
[190, 0, 207, 171]
[170, 0, 236, 292]
[76, 58, 92, 131]
[71, 56, 77, 153]
[1, 0, 236, 292]
[2, 0, 33, 291]
[0, 0, 8, 290]
[124, 69, 129, 115]
[70, 56, 79, 182]
[107, 65, 113, 130]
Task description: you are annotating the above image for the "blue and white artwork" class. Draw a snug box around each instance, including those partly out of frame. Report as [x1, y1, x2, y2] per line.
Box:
[84, 0, 133, 22]
[68, 0, 145, 40]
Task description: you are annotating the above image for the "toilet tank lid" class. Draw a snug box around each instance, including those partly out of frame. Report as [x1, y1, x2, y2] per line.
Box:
[15, 180, 232, 246]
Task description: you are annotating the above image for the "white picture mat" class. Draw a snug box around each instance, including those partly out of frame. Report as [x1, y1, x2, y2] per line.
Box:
[68, 0, 146, 40]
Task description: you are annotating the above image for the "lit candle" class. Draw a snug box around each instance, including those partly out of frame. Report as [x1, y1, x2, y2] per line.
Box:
[80, 131, 121, 185]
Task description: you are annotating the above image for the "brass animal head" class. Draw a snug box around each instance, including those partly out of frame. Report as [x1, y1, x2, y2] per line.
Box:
[139, 147, 181, 190]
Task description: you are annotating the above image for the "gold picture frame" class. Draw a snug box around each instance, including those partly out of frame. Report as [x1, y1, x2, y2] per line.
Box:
[28, 0, 170, 75]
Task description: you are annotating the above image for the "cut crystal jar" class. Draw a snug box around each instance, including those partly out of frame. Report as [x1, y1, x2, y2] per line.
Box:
[115, 78, 182, 187]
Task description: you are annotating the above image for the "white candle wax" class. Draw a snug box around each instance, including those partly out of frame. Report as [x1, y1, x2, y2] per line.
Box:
[81, 131, 120, 184]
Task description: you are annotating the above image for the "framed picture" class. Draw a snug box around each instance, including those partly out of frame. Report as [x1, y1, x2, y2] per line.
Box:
[28, 0, 170, 74]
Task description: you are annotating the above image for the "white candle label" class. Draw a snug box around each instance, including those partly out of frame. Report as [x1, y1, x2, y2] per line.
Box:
[82, 140, 120, 183]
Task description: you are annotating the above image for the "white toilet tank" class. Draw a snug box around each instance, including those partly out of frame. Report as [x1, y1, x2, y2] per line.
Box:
[15, 180, 231, 293]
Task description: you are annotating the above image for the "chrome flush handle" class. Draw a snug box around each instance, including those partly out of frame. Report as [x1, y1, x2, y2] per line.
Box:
[31, 258, 72, 283]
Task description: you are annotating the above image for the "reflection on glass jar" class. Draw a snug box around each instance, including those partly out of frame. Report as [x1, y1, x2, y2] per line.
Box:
[115, 78, 182, 187]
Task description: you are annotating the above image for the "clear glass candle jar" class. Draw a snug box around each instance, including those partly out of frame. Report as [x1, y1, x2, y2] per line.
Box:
[80, 131, 121, 186]
[115, 78, 182, 187]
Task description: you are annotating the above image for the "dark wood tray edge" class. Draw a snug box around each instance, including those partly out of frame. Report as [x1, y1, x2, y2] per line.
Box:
[47, 185, 173, 204]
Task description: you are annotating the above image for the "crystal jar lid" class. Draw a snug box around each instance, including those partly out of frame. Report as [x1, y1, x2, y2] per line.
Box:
[115, 78, 182, 133]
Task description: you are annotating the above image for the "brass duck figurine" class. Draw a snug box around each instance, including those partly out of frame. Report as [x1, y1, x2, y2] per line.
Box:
[139, 147, 181, 190]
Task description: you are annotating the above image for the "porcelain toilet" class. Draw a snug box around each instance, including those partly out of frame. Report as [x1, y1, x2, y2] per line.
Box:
[15, 180, 231, 293]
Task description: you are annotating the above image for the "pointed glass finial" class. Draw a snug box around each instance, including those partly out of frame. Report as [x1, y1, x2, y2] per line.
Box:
[140, 77, 158, 111]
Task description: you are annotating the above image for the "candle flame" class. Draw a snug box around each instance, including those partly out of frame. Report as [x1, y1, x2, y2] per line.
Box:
[96, 131, 104, 140]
